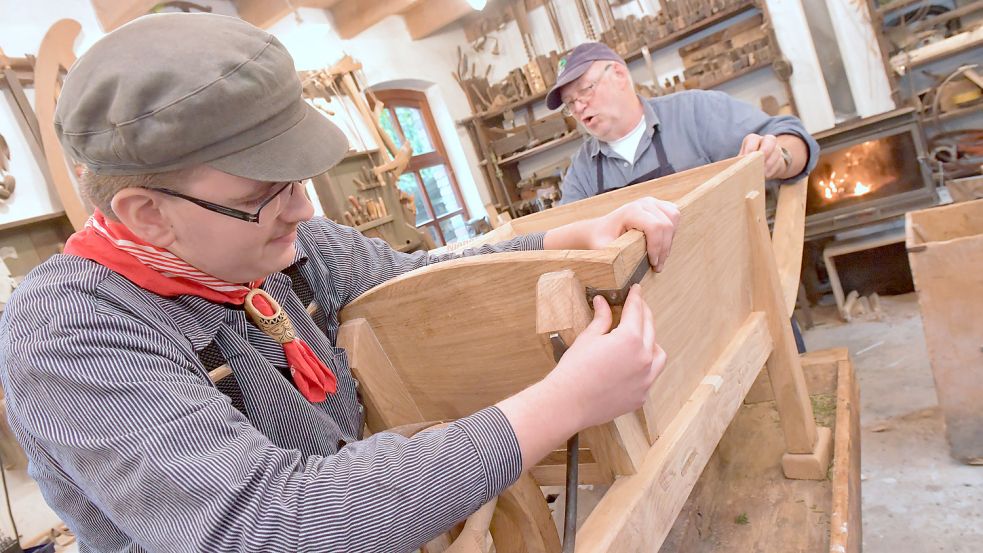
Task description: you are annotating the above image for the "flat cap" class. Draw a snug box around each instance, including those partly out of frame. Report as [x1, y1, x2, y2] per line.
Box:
[55, 12, 348, 181]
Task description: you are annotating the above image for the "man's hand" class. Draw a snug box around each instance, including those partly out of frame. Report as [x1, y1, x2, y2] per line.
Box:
[543, 197, 680, 272]
[546, 286, 666, 429]
[591, 198, 680, 272]
[739, 133, 787, 179]
[497, 285, 667, 470]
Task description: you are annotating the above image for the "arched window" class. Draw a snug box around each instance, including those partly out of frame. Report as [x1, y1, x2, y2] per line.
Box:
[375, 89, 470, 246]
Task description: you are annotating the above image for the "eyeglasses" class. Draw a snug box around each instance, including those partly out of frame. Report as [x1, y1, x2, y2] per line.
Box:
[561, 63, 614, 116]
[153, 180, 297, 224]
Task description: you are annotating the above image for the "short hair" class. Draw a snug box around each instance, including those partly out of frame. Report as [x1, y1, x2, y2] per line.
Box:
[80, 166, 199, 220]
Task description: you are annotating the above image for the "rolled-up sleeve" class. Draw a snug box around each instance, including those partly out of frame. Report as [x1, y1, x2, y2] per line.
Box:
[3, 311, 522, 552]
[696, 90, 819, 184]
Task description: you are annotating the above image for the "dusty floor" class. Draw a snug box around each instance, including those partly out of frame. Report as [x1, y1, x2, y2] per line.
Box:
[801, 292, 982, 553]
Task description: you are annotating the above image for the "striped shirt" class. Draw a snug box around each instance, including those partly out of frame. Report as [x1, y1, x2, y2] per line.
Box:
[0, 217, 544, 552]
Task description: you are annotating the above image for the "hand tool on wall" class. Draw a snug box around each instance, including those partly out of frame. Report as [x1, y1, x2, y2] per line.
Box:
[575, 0, 598, 42]
[511, 0, 536, 62]
[544, 0, 566, 52]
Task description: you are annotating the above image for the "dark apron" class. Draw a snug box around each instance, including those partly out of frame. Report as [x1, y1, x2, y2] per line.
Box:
[595, 128, 676, 195]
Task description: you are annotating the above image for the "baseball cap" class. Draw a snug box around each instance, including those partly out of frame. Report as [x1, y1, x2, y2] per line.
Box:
[54, 12, 348, 182]
[546, 42, 625, 110]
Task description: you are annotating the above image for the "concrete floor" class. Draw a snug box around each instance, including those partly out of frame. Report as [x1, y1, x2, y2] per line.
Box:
[801, 292, 982, 553]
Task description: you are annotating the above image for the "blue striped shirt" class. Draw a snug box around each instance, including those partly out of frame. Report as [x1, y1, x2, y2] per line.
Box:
[0, 217, 544, 552]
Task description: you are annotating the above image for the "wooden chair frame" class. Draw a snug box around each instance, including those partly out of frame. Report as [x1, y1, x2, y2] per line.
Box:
[337, 154, 829, 551]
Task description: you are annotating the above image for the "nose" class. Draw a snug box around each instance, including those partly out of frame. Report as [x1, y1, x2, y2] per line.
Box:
[278, 181, 314, 224]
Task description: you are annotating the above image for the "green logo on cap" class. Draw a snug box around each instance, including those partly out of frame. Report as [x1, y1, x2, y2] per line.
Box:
[558, 58, 567, 74]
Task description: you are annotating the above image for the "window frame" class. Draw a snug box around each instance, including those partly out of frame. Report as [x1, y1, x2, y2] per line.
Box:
[374, 89, 470, 246]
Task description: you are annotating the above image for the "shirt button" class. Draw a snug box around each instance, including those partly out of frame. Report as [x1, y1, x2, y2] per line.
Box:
[623, 162, 629, 167]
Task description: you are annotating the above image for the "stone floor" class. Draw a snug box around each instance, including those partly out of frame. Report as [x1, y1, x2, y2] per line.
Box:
[801, 292, 982, 553]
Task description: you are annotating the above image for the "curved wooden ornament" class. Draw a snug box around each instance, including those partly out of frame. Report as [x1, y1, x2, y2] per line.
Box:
[35, 19, 90, 230]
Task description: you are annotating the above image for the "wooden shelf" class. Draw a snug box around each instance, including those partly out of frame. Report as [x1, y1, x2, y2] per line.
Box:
[355, 214, 394, 232]
[695, 58, 774, 90]
[0, 211, 67, 233]
[623, 1, 758, 64]
[925, 101, 983, 123]
[497, 132, 584, 166]
[343, 148, 379, 159]
[466, 1, 758, 123]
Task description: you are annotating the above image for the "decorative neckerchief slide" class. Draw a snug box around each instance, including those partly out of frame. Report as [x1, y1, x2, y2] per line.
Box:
[65, 211, 337, 402]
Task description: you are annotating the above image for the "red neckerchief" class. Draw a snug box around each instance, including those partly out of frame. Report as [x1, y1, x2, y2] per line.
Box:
[64, 211, 337, 402]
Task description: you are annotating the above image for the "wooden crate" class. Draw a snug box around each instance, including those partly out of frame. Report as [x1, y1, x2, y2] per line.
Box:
[906, 199, 983, 463]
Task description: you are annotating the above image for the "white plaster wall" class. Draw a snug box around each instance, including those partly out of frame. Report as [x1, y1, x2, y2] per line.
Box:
[762, 0, 837, 133]
[825, 0, 896, 117]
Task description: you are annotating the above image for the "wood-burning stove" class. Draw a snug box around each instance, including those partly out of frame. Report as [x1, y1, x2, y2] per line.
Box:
[805, 107, 937, 239]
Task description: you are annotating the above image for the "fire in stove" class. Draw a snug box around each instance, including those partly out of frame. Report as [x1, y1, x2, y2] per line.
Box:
[813, 139, 896, 205]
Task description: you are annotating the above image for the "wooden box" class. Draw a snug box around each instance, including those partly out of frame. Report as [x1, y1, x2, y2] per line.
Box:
[906, 199, 983, 463]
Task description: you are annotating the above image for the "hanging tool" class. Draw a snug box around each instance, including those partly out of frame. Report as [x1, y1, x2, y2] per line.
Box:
[575, 0, 597, 42]
[544, 0, 566, 52]
[512, 0, 535, 62]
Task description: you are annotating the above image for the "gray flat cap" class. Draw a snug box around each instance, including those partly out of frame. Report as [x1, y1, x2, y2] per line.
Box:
[55, 12, 348, 181]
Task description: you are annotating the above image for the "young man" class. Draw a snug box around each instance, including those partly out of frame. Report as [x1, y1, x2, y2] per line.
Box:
[0, 13, 679, 552]
[546, 42, 820, 204]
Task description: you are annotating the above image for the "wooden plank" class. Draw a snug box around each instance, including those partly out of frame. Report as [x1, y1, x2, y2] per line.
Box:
[574, 312, 773, 552]
[90, 0, 159, 31]
[330, 0, 423, 39]
[335, 318, 426, 432]
[746, 189, 819, 456]
[34, 19, 91, 231]
[906, 200, 983, 463]
[830, 357, 862, 553]
[771, 178, 807, 317]
[530, 462, 610, 486]
[404, 0, 481, 40]
[489, 472, 561, 553]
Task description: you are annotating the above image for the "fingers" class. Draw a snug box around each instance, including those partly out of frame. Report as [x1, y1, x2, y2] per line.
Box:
[759, 134, 778, 156]
[628, 198, 679, 272]
[641, 290, 655, 354]
[616, 284, 646, 334]
[581, 295, 613, 338]
[739, 133, 761, 155]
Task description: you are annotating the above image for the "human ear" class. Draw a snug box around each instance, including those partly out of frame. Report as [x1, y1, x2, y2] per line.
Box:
[111, 188, 177, 247]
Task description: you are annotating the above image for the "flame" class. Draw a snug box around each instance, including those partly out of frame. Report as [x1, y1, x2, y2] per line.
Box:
[854, 182, 871, 196]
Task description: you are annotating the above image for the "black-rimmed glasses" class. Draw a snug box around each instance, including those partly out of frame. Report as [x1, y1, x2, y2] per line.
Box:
[153, 181, 296, 224]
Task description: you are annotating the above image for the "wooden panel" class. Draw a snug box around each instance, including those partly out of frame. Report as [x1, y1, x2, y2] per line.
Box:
[330, 0, 422, 39]
[335, 318, 426, 432]
[404, 0, 478, 40]
[341, 157, 758, 426]
[906, 199, 983, 463]
[575, 312, 773, 552]
[747, 190, 818, 455]
[830, 357, 862, 553]
[771, 178, 807, 317]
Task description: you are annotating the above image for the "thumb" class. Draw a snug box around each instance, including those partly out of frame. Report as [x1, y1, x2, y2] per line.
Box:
[580, 295, 613, 339]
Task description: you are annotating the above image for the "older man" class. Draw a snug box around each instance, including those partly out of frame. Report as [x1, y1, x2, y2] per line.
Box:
[0, 13, 679, 553]
[547, 42, 819, 204]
